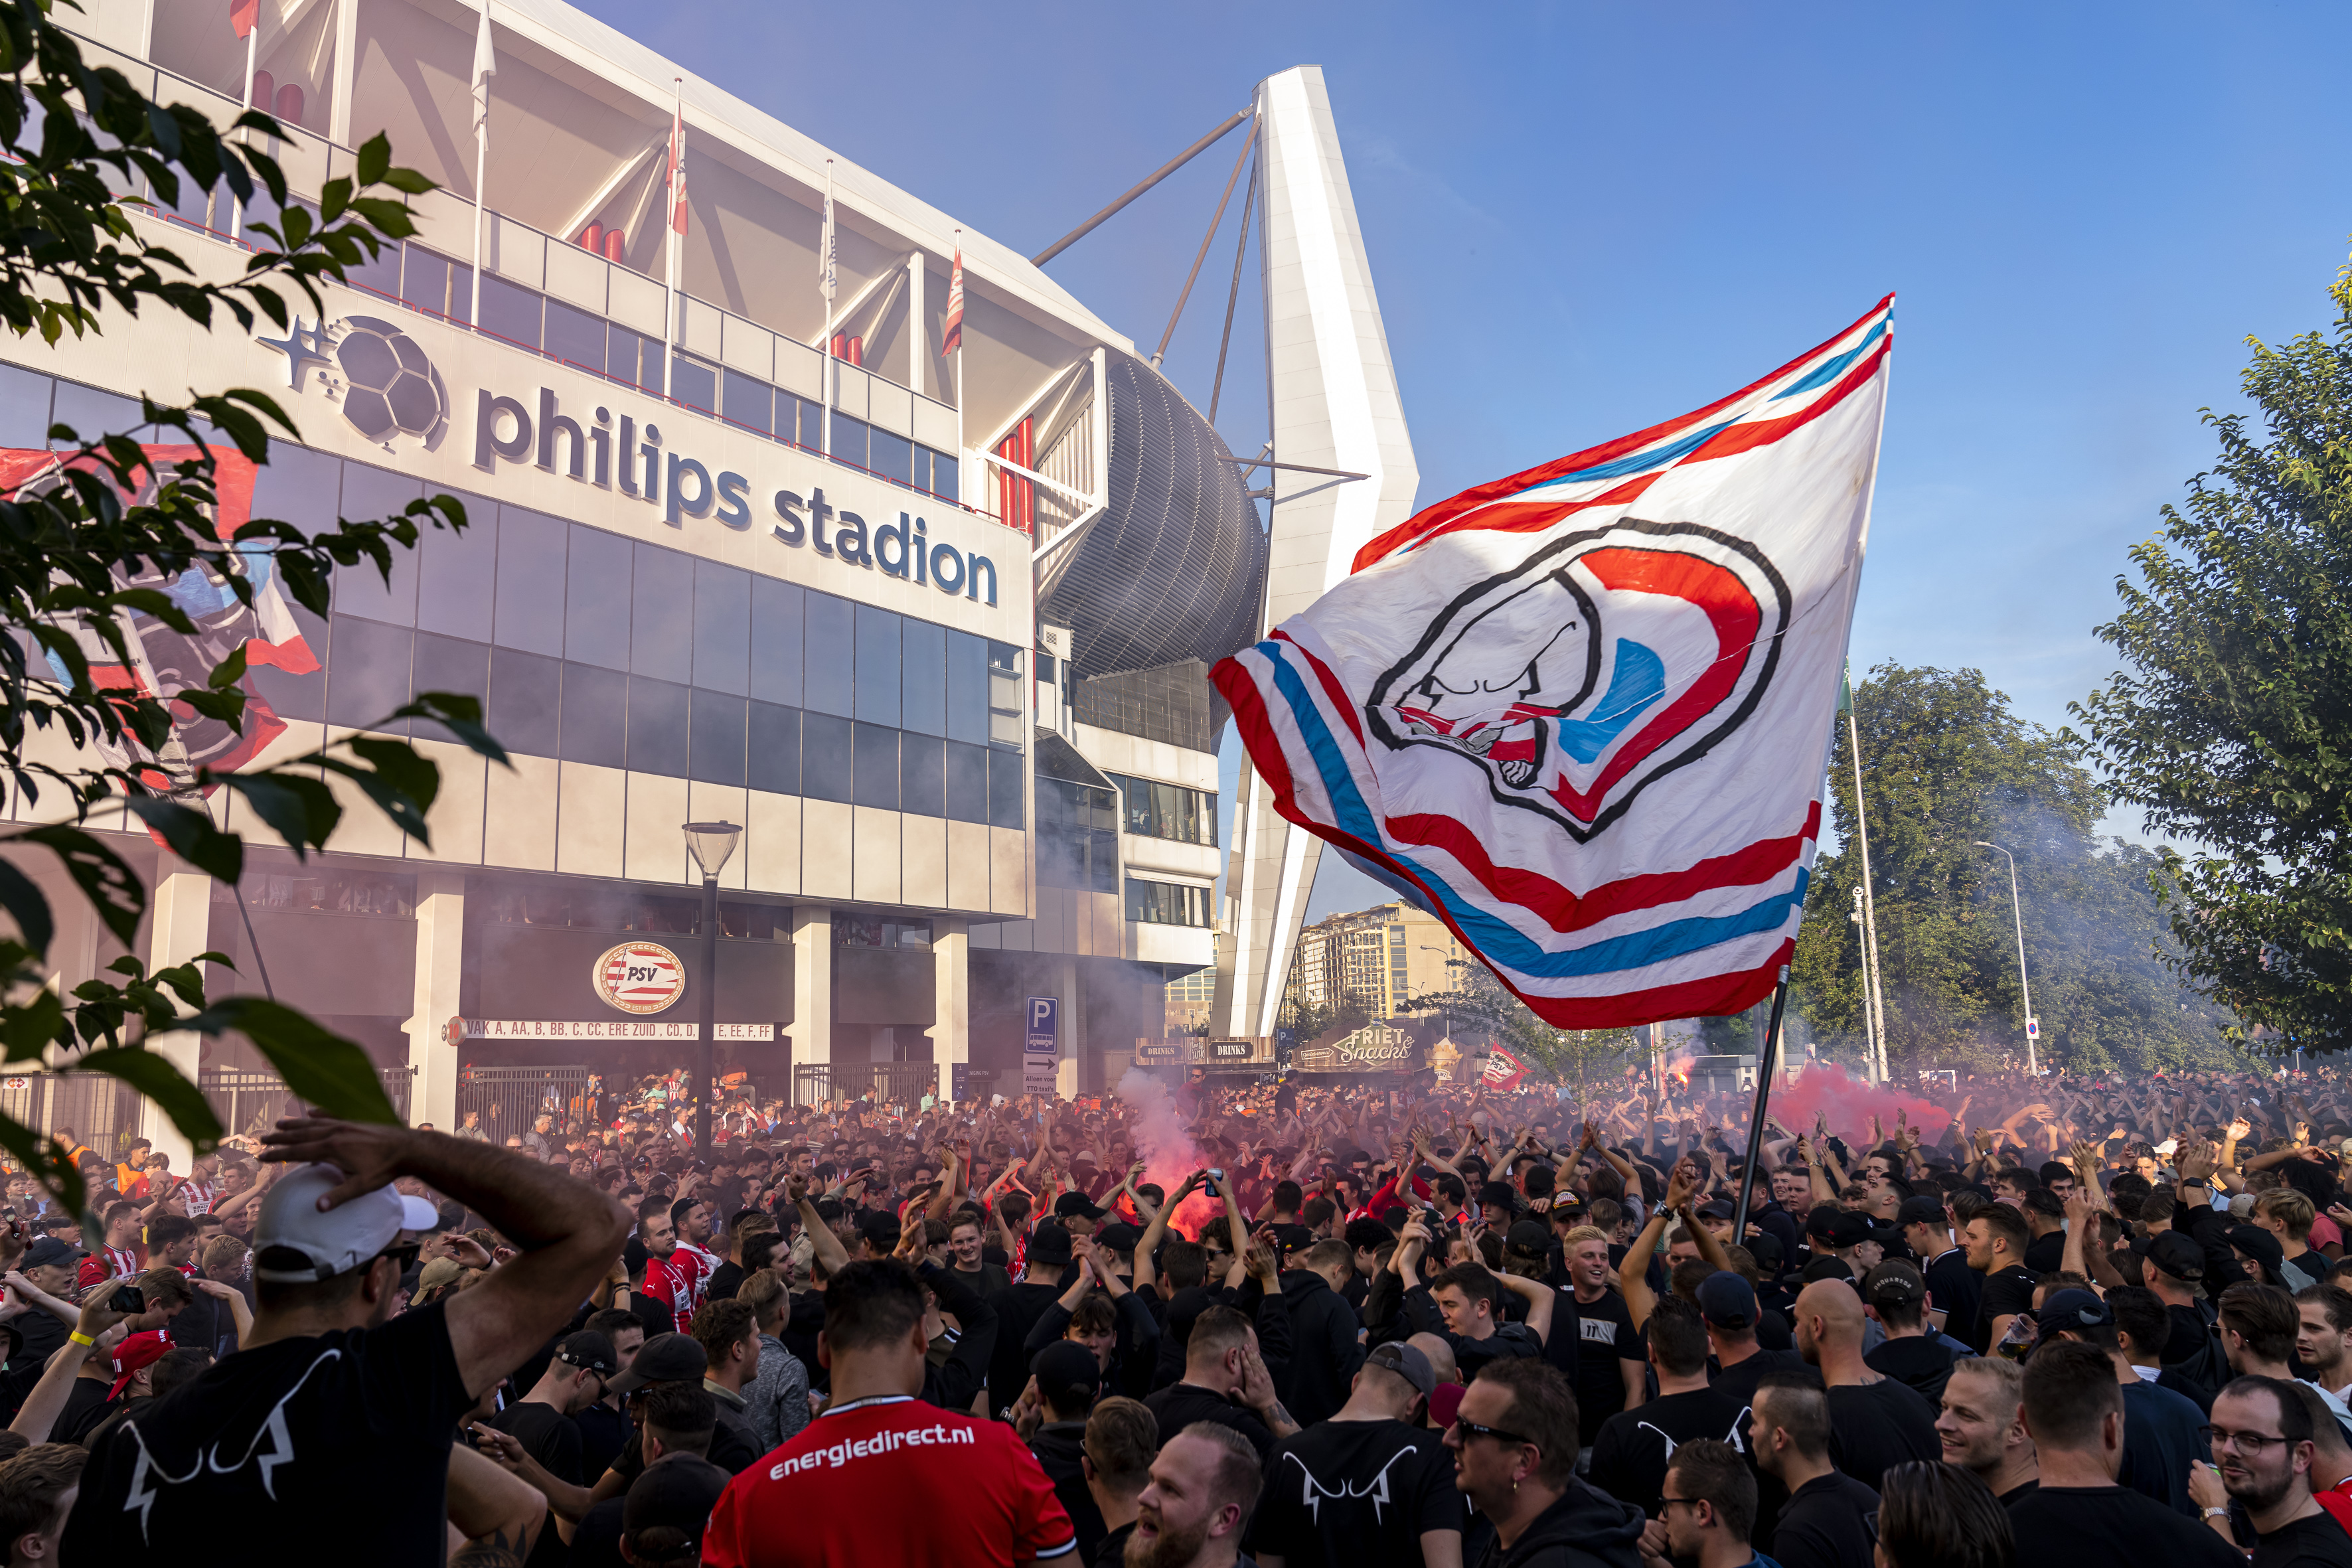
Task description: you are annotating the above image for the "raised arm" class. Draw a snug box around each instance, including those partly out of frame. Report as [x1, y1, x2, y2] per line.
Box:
[260, 1118, 631, 1401]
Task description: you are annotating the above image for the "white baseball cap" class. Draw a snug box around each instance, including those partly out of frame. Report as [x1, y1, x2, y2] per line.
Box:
[253, 1163, 441, 1284]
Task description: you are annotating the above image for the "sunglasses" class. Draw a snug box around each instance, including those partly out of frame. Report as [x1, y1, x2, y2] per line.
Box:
[1451, 1415, 1531, 1447]
[374, 1242, 422, 1269]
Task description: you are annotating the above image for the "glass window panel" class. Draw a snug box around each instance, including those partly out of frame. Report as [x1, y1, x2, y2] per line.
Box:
[334, 465, 423, 625]
[564, 525, 631, 670]
[605, 329, 643, 386]
[489, 646, 560, 755]
[852, 723, 899, 811]
[248, 442, 341, 527]
[639, 341, 665, 395]
[749, 576, 803, 708]
[558, 663, 627, 768]
[945, 630, 987, 746]
[791, 396, 823, 449]
[347, 236, 400, 297]
[830, 413, 869, 470]
[722, 370, 772, 435]
[944, 740, 988, 824]
[689, 689, 746, 786]
[803, 593, 854, 718]
[324, 616, 412, 729]
[248, 601, 327, 723]
[0, 363, 48, 449]
[747, 701, 801, 795]
[627, 674, 690, 777]
[410, 632, 490, 740]
[932, 452, 959, 505]
[869, 428, 911, 487]
[692, 560, 749, 696]
[988, 748, 1025, 830]
[801, 712, 852, 803]
[493, 507, 568, 656]
[49, 381, 141, 445]
[415, 487, 496, 639]
[544, 299, 604, 374]
[671, 356, 716, 415]
[479, 273, 542, 351]
[900, 619, 944, 738]
[854, 605, 900, 727]
[900, 731, 943, 819]
[400, 247, 451, 316]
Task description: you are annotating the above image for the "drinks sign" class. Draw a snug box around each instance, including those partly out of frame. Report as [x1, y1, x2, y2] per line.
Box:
[593, 941, 687, 1015]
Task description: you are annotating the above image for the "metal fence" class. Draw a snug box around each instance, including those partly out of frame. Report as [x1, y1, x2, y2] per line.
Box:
[198, 1066, 416, 1139]
[0, 1071, 143, 1158]
[456, 1066, 597, 1140]
[789, 1063, 938, 1109]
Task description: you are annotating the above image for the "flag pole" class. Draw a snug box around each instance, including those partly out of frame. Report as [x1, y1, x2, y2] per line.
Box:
[230, 17, 258, 238]
[663, 76, 681, 398]
[820, 158, 835, 457]
[953, 226, 965, 465]
[1733, 967, 1790, 1231]
[468, 1, 494, 332]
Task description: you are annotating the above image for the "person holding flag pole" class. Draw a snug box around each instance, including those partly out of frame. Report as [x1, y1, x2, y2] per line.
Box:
[663, 78, 685, 398]
[818, 159, 836, 455]
[468, 1, 495, 331]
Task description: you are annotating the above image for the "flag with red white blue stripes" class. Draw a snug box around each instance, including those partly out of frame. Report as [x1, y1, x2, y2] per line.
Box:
[1212, 297, 1893, 1027]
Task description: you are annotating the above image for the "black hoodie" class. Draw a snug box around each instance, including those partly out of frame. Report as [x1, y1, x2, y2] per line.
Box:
[1478, 1477, 1648, 1568]
[1030, 1418, 1106, 1563]
[1279, 1268, 1366, 1426]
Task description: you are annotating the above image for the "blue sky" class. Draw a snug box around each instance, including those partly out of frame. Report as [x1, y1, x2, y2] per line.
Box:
[581, 1, 2352, 921]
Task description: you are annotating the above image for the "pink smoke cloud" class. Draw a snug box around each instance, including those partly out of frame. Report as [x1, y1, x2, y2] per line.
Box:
[1766, 1063, 1953, 1146]
[1116, 1069, 1219, 1240]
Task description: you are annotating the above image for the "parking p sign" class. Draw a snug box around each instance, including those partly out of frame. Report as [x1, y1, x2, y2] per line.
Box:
[1024, 997, 1059, 1094]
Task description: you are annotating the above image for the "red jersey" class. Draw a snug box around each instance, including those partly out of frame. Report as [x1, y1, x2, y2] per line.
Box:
[702, 1394, 1074, 1567]
[675, 1241, 720, 1312]
[640, 1251, 697, 1322]
[77, 1245, 143, 1289]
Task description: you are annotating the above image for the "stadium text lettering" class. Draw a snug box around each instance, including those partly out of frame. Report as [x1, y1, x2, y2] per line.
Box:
[471, 385, 995, 605]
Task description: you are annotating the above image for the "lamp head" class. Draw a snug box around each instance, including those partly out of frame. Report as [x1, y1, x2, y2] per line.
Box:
[682, 821, 743, 880]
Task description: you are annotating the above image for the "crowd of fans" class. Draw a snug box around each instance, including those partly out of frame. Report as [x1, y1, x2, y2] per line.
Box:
[0, 1060, 2349, 1567]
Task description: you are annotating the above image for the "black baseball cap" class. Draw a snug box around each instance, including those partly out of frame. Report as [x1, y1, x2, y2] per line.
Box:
[1094, 1221, 1143, 1253]
[606, 1332, 707, 1395]
[1696, 1269, 1757, 1330]
[1054, 1192, 1106, 1221]
[1897, 1196, 1950, 1229]
[624, 1453, 730, 1536]
[2133, 1231, 2205, 1283]
[1028, 1221, 1074, 1266]
[554, 1330, 617, 1377]
[1504, 1220, 1551, 1256]
[2035, 1288, 2115, 1336]
[21, 1236, 81, 1270]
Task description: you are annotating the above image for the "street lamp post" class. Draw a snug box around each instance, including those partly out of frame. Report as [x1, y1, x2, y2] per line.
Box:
[682, 821, 743, 1162]
[1973, 840, 2037, 1075]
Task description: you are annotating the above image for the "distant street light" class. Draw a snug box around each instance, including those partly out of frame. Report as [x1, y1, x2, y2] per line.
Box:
[683, 821, 743, 1160]
[1974, 840, 2038, 1075]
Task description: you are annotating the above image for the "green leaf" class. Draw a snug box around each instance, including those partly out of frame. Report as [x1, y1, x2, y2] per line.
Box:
[213, 771, 341, 857]
[11, 827, 143, 949]
[208, 643, 248, 690]
[344, 733, 441, 815]
[355, 132, 390, 187]
[185, 997, 398, 1125]
[122, 798, 244, 886]
[0, 857, 54, 959]
[74, 1047, 224, 1152]
[0, 988, 67, 1061]
[398, 691, 510, 766]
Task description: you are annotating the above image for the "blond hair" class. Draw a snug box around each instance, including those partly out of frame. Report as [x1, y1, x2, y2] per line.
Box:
[1562, 1225, 1609, 1246]
[2255, 1188, 2316, 1241]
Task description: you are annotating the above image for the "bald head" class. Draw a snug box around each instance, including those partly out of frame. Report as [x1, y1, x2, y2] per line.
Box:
[1794, 1279, 1865, 1363]
[1408, 1332, 1459, 1388]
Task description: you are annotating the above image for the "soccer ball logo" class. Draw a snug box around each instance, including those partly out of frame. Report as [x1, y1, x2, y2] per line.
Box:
[335, 315, 449, 447]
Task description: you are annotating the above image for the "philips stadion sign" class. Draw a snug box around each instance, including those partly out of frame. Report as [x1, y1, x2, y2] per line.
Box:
[260, 311, 1003, 607]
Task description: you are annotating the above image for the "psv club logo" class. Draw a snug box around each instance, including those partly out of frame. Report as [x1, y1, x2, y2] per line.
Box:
[1368, 518, 1791, 842]
[592, 941, 687, 1015]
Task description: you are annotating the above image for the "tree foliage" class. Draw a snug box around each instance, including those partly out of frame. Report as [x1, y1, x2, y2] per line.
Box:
[0, 3, 501, 1215]
[1794, 663, 2233, 1074]
[2075, 255, 2352, 1052]
[1395, 959, 1640, 1087]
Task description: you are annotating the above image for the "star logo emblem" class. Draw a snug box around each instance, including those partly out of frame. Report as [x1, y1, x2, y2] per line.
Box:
[256, 317, 334, 390]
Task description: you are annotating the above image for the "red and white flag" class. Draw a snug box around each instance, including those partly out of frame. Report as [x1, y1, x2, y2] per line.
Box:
[942, 238, 965, 356]
[1480, 1046, 1529, 1093]
[668, 98, 688, 236]
[229, 0, 259, 40]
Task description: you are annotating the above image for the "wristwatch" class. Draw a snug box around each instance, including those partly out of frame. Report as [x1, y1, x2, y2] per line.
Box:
[2203, 1507, 2230, 1522]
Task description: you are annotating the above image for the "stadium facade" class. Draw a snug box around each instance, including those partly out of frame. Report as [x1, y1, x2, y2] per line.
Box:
[4, 0, 1417, 1156]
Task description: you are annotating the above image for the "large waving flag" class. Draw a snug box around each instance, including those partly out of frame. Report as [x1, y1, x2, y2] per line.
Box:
[1212, 297, 1893, 1026]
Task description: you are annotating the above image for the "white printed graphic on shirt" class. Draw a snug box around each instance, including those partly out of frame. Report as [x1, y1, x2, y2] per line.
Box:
[118, 1348, 343, 1541]
[1634, 1412, 1750, 1462]
[1277, 1443, 1426, 1525]
[1580, 1317, 1622, 1345]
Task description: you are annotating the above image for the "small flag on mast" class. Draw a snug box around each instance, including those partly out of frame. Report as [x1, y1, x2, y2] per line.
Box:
[668, 91, 688, 237]
[229, 0, 259, 40]
[469, 2, 495, 137]
[942, 236, 965, 356]
[819, 161, 837, 312]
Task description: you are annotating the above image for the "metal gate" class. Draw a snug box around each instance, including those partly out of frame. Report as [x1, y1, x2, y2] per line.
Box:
[789, 1063, 937, 1109]
[455, 1066, 596, 1140]
[0, 1072, 142, 1160]
[198, 1067, 417, 1139]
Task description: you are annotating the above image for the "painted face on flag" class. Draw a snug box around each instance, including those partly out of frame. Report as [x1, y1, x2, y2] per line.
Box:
[1373, 516, 1789, 840]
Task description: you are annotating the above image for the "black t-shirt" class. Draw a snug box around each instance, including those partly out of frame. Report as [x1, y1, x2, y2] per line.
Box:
[568, 1495, 627, 1568]
[1587, 1387, 1747, 1517]
[1864, 1336, 1960, 1407]
[53, 1378, 121, 1445]
[1452, 1321, 1545, 1384]
[1557, 1289, 1646, 1444]
[2254, 1511, 2352, 1568]
[1144, 1381, 1277, 1461]
[493, 1399, 587, 1486]
[62, 1300, 472, 1562]
[1255, 1419, 1460, 1567]
[1770, 1470, 1880, 1568]
[2005, 1485, 2246, 1568]
[575, 1399, 632, 1482]
[1922, 1247, 1982, 1343]
[1976, 1265, 2039, 1353]
[1710, 1347, 1811, 1413]
[2024, 1231, 2066, 1274]
[2117, 1378, 2209, 1515]
[1825, 1379, 1940, 1493]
